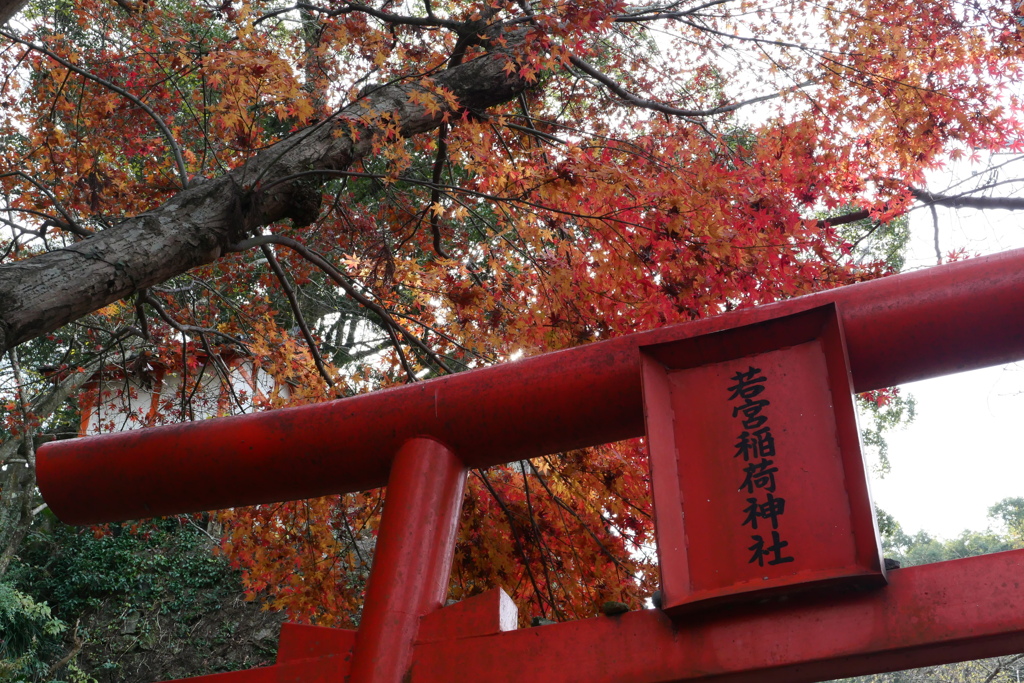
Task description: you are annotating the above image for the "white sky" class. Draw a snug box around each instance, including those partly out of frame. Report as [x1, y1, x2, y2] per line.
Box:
[865, 164, 1024, 539]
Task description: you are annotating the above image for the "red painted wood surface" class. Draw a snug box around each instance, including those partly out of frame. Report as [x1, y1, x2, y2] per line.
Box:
[347, 437, 467, 683]
[164, 549, 1024, 683]
[33, 249, 1024, 683]
[275, 623, 355, 664]
[410, 549, 1024, 683]
[158, 654, 350, 683]
[162, 589, 515, 682]
[416, 588, 519, 643]
[643, 305, 883, 612]
[36, 247, 1024, 524]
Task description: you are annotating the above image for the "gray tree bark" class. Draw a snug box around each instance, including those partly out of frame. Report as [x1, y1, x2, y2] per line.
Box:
[0, 34, 528, 355]
[0, 0, 26, 26]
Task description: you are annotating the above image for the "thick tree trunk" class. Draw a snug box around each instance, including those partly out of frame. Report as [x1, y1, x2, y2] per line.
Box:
[0, 0, 26, 26]
[0, 38, 528, 354]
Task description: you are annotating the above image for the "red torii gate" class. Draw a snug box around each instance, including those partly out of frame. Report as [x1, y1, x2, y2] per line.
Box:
[37, 247, 1024, 683]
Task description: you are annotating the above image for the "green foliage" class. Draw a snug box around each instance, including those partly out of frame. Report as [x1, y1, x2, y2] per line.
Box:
[857, 389, 917, 476]
[832, 210, 912, 273]
[875, 507, 911, 555]
[833, 654, 1024, 683]
[4, 518, 258, 682]
[12, 520, 236, 621]
[837, 512, 1023, 682]
[0, 582, 66, 682]
[989, 497, 1024, 543]
[877, 506, 1017, 568]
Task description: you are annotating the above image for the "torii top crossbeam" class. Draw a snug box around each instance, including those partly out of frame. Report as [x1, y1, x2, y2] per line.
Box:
[38, 248, 1024, 523]
[36, 247, 1024, 683]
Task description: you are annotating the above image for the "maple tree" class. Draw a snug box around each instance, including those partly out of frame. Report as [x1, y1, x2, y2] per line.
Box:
[0, 0, 1023, 629]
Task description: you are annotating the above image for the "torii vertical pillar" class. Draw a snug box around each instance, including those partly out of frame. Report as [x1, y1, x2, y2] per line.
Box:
[349, 437, 467, 683]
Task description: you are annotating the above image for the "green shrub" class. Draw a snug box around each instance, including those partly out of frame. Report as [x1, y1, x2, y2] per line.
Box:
[13, 520, 237, 623]
[0, 582, 66, 682]
[7, 518, 247, 681]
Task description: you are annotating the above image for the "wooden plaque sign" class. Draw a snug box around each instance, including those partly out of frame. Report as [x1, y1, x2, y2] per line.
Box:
[641, 304, 885, 614]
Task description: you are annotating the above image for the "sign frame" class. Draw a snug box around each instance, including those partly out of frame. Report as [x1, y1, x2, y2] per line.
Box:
[641, 303, 886, 614]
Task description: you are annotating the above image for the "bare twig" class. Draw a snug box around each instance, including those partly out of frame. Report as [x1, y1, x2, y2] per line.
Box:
[613, 0, 734, 21]
[388, 309, 492, 363]
[911, 186, 1024, 211]
[227, 235, 453, 375]
[0, 171, 89, 236]
[47, 620, 85, 679]
[197, 331, 247, 414]
[428, 124, 452, 258]
[519, 462, 564, 615]
[7, 348, 35, 468]
[255, 1, 461, 29]
[134, 290, 150, 341]
[0, 355, 104, 465]
[981, 654, 1024, 683]
[138, 291, 249, 349]
[260, 244, 335, 386]
[474, 469, 552, 619]
[528, 461, 641, 577]
[568, 55, 814, 118]
[260, 169, 653, 232]
[385, 323, 418, 382]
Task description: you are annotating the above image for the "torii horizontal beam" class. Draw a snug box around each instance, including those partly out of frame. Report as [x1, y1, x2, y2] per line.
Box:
[417, 549, 1024, 683]
[167, 548, 1024, 683]
[37, 247, 1024, 524]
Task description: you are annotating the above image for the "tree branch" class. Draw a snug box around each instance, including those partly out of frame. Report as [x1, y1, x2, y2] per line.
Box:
[138, 291, 249, 349]
[568, 55, 813, 118]
[428, 124, 452, 258]
[0, 348, 36, 577]
[528, 461, 642, 578]
[0, 0, 27, 26]
[256, 1, 461, 29]
[613, 0, 734, 22]
[474, 469, 552, 619]
[911, 186, 1024, 211]
[260, 243, 335, 387]
[0, 31, 530, 355]
[0, 171, 90, 237]
[228, 234, 453, 375]
[816, 209, 871, 228]
[0, 356, 102, 465]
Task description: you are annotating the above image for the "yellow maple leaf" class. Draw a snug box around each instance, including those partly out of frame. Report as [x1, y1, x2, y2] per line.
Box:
[407, 89, 442, 116]
[96, 300, 127, 319]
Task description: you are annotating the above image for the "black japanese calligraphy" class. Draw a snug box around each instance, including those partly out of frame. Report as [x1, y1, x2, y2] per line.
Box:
[742, 493, 786, 530]
[748, 531, 795, 566]
[727, 367, 767, 400]
[727, 366, 795, 566]
[733, 428, 776, 461]
[739, 459, 779, 494]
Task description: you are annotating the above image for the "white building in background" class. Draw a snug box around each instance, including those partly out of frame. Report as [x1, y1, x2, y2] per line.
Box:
[80, 350, 291, 435]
